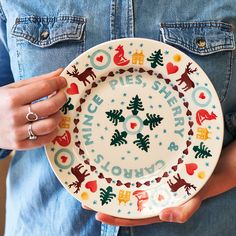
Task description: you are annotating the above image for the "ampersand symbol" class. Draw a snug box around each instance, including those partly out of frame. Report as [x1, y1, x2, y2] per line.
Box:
[168, 142, 179, 151]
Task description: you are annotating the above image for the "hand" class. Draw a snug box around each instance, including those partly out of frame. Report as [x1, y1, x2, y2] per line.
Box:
[94, 141, 236, 226]
[0, 68, 67, 150]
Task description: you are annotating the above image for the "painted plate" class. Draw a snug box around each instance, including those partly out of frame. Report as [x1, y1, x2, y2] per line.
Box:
[45, 38, 223, 219]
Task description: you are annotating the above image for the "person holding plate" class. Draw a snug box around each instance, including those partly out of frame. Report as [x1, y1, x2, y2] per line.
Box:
[0, 1, 236, 236]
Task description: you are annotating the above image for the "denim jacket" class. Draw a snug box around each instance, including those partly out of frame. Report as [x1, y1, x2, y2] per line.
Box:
[0, 1, 236, 236]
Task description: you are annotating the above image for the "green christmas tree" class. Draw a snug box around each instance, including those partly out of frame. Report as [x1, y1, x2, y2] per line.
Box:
[143, 113, 163, 130]
[110, 130, 128, 146]
[193, 142, 212, 158]
[147, 49, 164, 68]
[133, 133, 150, 152]
[127, 95, 144, 115]
[100, 186, 116, 205]
[105, 109, 125, 126]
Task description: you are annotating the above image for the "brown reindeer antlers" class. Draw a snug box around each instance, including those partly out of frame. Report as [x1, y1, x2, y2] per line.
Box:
[186, 62, 197, 74]
[67, 65, 79, 76]
[184, 183, 197, 195]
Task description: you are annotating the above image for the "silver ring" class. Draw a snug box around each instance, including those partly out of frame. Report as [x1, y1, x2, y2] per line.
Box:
[28, 124, 37, 140]
[26, 105, 39, 122]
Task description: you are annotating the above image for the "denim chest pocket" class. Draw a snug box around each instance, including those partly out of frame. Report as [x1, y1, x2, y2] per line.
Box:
[160, 21, 235, 103]
[10, 15, 86, 79]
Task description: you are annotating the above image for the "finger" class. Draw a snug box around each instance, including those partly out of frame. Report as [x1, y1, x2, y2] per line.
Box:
[15, 90, 67, 125]
[95, 213, 161, 226]
[159, 196, 202, 223]
[12, 76, 67, 105]
[8, 68, 64, 88]
[15, 111, 63, 141]
[14, 128, 59, 150]
[82, 204, 93, 211]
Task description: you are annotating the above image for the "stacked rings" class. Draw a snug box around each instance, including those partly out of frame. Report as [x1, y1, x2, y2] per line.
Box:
[26, 105, 38, 140]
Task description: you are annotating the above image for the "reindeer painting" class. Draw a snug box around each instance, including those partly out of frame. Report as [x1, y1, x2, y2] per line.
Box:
[68, 164, 90, 193]
[167, 173, 196, 195]
[67, 65, 96, 87]
[176, 62, 197, 91]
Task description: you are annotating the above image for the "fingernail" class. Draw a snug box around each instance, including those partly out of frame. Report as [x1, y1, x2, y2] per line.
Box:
[60, 77, 67, 87]
[160, 211, 179, 222]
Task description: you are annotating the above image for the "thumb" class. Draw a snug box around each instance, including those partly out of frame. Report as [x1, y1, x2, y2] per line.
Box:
[159, 195, 202, 223]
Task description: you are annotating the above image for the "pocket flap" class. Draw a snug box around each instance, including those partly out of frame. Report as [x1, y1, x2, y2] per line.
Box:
[11, 15, 86, 48]
[160, 21, 235, 55]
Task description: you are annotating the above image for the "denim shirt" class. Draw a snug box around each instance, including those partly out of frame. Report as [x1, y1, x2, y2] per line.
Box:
[0, 1, 236, 236]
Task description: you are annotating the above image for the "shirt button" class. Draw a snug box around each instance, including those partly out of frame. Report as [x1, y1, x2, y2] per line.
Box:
[40, 31, 49, 40]
[196, 38, 206, 48]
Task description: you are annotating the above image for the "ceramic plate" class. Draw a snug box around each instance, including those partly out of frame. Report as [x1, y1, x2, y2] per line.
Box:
[45, 38, 223, 219]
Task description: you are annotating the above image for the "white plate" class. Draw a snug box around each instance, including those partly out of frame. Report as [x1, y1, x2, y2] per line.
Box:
[45, 38, 223, 219]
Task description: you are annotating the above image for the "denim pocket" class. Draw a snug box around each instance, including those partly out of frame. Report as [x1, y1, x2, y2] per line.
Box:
[10, 15, 86, 79]
[11, 15, 86, 47]
[160, 21, 235, 103]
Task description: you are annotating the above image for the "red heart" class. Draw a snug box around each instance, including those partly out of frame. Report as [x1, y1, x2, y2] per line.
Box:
[178, 158, 183, 164]
[188, 129, 194, 136]
[60, 155, 68, 163]
[85, 180, 97, 192]
[124, 182, 131, 188]
[116, 180, 123, 186]
[155, 177, 161, 183]
[172, 165, 177, 171]
[162, 172, 169, 178]
[185, 163, 198, 175]
[183, 148, 189, 155]
[186, 140, 192, 147]
[130, 122, 137, 129]
[199, 92, 206, 99]
[79, 149, 84, 155]
[166, 62, 179, 74]
[66, 83, 79, 95]
[90, 165, 96, 172]
[136, 182, 142, 187]
[96, 55, 103, 62]
[106, 178, 112, 183]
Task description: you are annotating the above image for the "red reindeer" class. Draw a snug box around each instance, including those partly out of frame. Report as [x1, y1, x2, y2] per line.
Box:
[68, 164, 90, 193]
[113, 45, 130, 66]
[176, 62, 197, 91]
[67, 65, 96, 86]
[167, 174, 196, 195]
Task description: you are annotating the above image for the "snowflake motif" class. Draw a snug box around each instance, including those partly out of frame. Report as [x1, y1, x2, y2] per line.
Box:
[105, 95, 164, 152]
